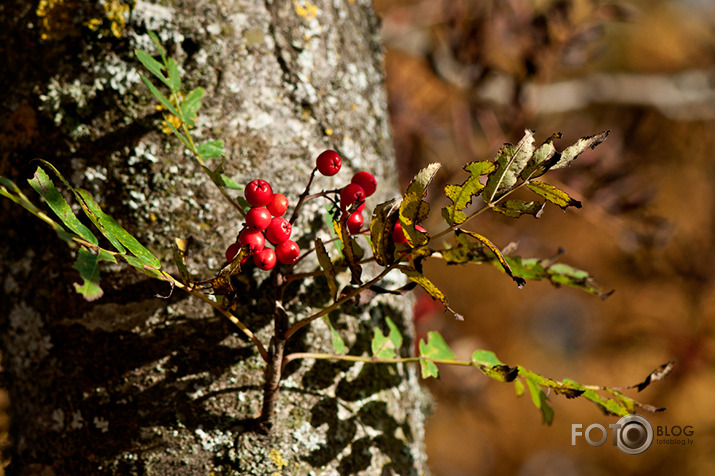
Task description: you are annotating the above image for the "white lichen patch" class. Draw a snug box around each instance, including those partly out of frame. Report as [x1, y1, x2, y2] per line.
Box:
[7, 302, 53, 371]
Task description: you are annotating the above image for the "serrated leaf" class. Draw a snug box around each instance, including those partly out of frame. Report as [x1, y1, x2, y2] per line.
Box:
[484, 130, 536, 203]
[418, 332, 456, 379]
[325, 317, 346, 355]
[398, 265, 463, 320]
[439, 232, 490, 265]
[139, 74, 181, 118]
[72, 247, 103, 301]
[442, 161, 496, 226]
[493, 200, 544, 218]
[167, 57, 181, 92]
[371, 317, 402, 359]
[526, 181, 581, 210]
[471, 350, 519, 382]
[28, 167, 97, 245]
[369, 198, 400, 266]
[181, 87, 205, 126]
[520, 132, 562, 179]
[399, 163, 440, 247]
[197, 140, 225, 160]
[315, 238, 338, 300]
[457, 230, 525, 287]
[551, 130, 610, 170]
[503, 256, 608, 297]
[135, 49, 170, 86]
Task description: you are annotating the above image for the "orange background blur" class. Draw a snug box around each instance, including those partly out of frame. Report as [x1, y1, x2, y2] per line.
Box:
[375, 0, 715, 474]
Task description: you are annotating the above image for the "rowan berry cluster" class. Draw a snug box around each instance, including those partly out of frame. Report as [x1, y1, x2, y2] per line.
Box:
[225, 179, 300, 270]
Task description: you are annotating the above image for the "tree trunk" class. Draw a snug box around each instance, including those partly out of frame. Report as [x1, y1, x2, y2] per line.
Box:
[0, 1, 429, 474]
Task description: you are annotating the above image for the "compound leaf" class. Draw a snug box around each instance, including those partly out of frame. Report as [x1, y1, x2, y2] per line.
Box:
[442, 161, 496, 226]
[520, 132, 562, 179]
[399, 163, 440, 247]
[457, 230, 525, 287]
[398, 265, 463, 320]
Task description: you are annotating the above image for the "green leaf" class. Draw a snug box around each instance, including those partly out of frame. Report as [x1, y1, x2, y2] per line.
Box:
[439, 232, 489, 265]
[456, 230, 525, 287]
[74, 189, 161, 269]
[526, 181, 581, 210]
[315, 238, 338, 300]
[398, 265, 463, 320]
[503, 256, 609, 297]
[135, 49, 169, 86]
[1, 176, 68, 236]
[325, 317, 346, 355]
[28, 167, 97, 245]
[484, 130, 536, 203]
[369, 198, 400, 266]
[418, 332, 456, 379]
[551, 130, 610, 170]
[523, 373, 555, 425]
[493, 200, 544, 218]
[371, 317, 403, 359]
[167, 57, 181, 92]
[519, 132, 562, 180]
[72, 247, 104, 301]
[399, 163, 440, 247]
[197, 140, 225, 160]
[146, 30, 167, 62]
[139, 74, 181, 118]
[181, 87, 205, 126]
[164, 115, 193, 149]
[219, 175, 243, 190]
[442, 161, 496, 226]
[471, 350, 519, 382]
[514, 378, 525, 397]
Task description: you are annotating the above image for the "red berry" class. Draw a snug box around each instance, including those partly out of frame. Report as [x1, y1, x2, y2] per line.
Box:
[225, 242, 242, 263]
[253, 247, 277, 270]
[316, 150, 342, 176]
[351, 171, 377, 197]
[267, 193, 289, 217]
[340, 183, 365, 211]
[275, 240, 301, 264]
[245, 179, 273, 207]
[392, 222, 427, 244]
[347, 211, 363, 234]
[238, 228, 265, 254]
[264, 217, 292, 245]
[245, 207, 272, 231]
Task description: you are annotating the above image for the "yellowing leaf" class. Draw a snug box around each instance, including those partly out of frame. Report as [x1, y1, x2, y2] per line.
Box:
[484, 130, 535, 203]
[526, 181, 582, 210]
[399, 163, 440, 247]
[398, 265, 463, 320]
[369, 198, 400, 266]
[315, 238, 338, 300]
[456, 230, 526, 287]
[551, 130, 610, 170]
[442, 161, 496, 226]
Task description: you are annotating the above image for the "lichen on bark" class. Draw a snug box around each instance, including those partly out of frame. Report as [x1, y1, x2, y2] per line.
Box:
[1, 0, 429, 474]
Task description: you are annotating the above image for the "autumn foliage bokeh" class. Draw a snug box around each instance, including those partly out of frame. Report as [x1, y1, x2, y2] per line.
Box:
[375, 0, 715, 474]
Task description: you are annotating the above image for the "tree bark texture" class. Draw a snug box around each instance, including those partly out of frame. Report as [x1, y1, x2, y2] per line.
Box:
[0, 0, 429, 474]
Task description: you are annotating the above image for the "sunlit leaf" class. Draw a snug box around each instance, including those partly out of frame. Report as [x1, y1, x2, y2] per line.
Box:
[484, 130, 535, 203]
[519, 132, 561, 180]
[418, 331, 456, 379]
[398, 265, 463, 320]
[471, 349, 519, 382]
[181, 87, 205, 126]
[167, 57, 181, 92]
[456, 230, 525, 287]
[135, 49, 170, 86]
[526, 181, 581, 210]
[522, 372, 555, 425]
[197, 139, 224, 160]
[442, 161, 495, 226]
[551, 130, 610, 170]
[399, 163, 440, 247]
[28, 167, 97, 245]
[325, 317, 346, 355]
[139, 74, 181, 118]
[72, 247, 103, 301]
[371, 317, 402, 359]
[333, 217, 362, 284]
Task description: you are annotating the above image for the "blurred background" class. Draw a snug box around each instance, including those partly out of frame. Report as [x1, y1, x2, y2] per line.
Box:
[373, 0, 715, 474]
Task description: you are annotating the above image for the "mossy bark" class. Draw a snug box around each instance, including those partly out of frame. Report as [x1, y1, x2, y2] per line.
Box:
[0, 0, 429, 474]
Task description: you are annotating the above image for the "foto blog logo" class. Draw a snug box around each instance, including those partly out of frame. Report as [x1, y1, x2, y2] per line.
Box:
[572, 415, 654, 455]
